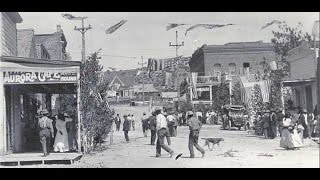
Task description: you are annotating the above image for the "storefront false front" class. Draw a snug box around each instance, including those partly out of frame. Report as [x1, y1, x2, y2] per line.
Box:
[0, 56, 81, 155]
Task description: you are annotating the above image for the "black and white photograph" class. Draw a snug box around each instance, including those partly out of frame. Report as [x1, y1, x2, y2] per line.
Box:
[0, 12, 319, 168]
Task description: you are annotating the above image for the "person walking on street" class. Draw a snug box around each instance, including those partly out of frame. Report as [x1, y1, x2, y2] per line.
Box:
[187, 111, 205, 158]
[148, 111, 157, 145]
[155, 107, 174, 158]
[270, 109, 278, 139]
[115, 114, 121, 131]
[172, 111, 179, 137]
[38, 109, 54, 157]
[123, 114, 130, 143]
[131, 114, 136, 131]
[262, 110, 270, 139]
[298, 109, 311, 139]
[141, 112, 149, 137]
[178, 111, 183, 126]
[127, 114, 132, 131]
[167, 111, 175, 137]
[277, 109, 285, 137]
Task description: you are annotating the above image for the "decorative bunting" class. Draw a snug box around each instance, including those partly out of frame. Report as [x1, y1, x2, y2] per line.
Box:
[166, 23, 188, 31]
[185, 23, 235, 36]
[261, 20, 284, 30]
[61, 13, 83, 20]
[105, 20, 128, 34]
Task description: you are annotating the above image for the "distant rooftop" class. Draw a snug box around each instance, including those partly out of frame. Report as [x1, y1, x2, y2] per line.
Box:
[194, 41, 275, 55]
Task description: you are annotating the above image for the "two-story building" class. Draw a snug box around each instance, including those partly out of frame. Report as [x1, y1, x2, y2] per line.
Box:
[0, 12, 81, 157]
[283, 41, 319, 113]
[189, 41, 278, 105]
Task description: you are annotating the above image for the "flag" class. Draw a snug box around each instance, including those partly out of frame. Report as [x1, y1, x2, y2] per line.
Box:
[191, 72, 198, 99]
[105, 20, 128, 34]
[61, 13, 83, 20]
[185, 23, 235, 36]
[261, 20, 283, 30]
[312, 20, 319, 39]
[166, 23, 188, 31]
[259, 80, 271, 102]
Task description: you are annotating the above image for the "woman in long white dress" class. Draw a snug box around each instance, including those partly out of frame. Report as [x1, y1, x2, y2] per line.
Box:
[53, 113, 72, 152]
[280, 112, 303, 150]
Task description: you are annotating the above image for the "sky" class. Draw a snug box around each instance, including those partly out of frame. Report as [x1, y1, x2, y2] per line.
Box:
[17, 12, 319, 71]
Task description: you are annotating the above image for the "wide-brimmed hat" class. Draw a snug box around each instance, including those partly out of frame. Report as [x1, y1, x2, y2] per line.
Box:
[41, 109, 49, 115]
[123, 114, 127, 117]
[63, 112, 70, 117]
[155, 107, 162, 111]
[302, 109, 307, 113]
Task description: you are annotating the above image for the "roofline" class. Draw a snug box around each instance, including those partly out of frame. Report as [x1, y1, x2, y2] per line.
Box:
[109, 75, 125, 86]
[0, 56, 81, 66]
[5, 12, 23, 23]
[17, 28, 35, 32]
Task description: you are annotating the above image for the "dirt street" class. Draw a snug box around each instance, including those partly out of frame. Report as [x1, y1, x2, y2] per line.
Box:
[3, 105, 319, 168]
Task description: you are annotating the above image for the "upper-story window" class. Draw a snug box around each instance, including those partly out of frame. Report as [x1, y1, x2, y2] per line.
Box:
[213, 63, 222, 76]
[229, 63, 236, 75]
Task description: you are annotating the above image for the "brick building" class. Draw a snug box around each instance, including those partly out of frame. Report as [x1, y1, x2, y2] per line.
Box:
[189, 41, 277, 76]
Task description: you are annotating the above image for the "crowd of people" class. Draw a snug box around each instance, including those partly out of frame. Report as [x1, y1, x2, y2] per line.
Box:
[37, 109, 77, 157]
[113, 107, 205, 158]
[250, 108, 320, 150]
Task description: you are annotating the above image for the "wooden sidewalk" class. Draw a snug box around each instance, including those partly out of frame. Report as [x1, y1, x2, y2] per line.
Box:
[0, 152, 83, 166]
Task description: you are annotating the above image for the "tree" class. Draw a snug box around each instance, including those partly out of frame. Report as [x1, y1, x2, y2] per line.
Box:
[212, 82, 230, 113]
[80, 49, 114, 153]
[232, 81, 242, 105]
[269, 22, 312, 110]
[248, 84, 263, 121]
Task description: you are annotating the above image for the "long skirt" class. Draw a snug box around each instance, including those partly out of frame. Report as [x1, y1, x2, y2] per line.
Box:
[280, 129, 303, 149]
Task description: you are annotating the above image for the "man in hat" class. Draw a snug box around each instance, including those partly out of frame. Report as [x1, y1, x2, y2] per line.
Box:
[187, 111, 205, 158]
[298, 109, 311, 138]
[38, 109, 54, 157]
[270, 109, 278, 139]
[155, 107, 174, 158]
[141, 112, 149, 137]
[262, 110, 271, 139]
[123, 114, 130, 142]
[148, 111, 157, 145]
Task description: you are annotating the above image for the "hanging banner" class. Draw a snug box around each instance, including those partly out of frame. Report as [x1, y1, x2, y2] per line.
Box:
[3, 71, 78, 84]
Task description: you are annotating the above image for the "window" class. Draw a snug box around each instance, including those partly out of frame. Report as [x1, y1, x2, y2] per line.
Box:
[229, 63, 236, 75]
[243, 63, 250, 68]
[213, 63, 222, 75]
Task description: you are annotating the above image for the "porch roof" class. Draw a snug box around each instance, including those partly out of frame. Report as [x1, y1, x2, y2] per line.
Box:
[283, 79, 315, 87]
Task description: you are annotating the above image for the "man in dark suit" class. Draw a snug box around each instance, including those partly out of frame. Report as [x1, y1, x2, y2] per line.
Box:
[277, 109, 285, 137]
[38, 109, 54, 157]
[123, 114, 130, 142]
[148, 111, 157, 145]
[298, 109, 311, 139]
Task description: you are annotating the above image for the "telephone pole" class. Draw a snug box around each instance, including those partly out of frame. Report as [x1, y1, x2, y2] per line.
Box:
[169, 31, 184, 110]
[138, 56, 147, 105]
[74, 17, 92, 62]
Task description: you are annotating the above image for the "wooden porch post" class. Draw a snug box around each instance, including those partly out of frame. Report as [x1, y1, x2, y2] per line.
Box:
[77, 71, 81, 154]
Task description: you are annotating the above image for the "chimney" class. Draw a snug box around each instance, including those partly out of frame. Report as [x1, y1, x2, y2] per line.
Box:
[57, 25, 62, 33]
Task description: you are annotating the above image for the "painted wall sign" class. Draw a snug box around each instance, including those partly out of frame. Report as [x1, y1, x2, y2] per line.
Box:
[3, 71, 78, 84]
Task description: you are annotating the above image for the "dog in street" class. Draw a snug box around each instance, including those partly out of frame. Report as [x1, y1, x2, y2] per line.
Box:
[201, 138, 224, 151]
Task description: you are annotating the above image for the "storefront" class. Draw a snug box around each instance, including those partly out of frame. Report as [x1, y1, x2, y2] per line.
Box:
[0, 56, 81, 156]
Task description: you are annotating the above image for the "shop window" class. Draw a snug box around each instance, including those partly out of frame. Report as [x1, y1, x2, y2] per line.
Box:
[243, 62, 250, 68]
[213, 63, 222, 75]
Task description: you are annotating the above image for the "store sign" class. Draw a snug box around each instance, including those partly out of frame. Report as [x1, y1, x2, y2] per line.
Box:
[3, 71, 78, 84]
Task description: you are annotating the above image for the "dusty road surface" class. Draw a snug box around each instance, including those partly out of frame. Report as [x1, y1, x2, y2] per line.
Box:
[2, 105, 319, 168]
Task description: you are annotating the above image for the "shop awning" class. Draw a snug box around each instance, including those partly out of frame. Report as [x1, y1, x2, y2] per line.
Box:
[283, 79, 315, 87]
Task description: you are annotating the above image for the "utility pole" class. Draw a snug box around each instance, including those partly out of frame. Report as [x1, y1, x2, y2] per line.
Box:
[169, 31, 184, 110]
[138, 56, 147, 105]
[64, 15, 91, 154]
[74, 17, 92, 62]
